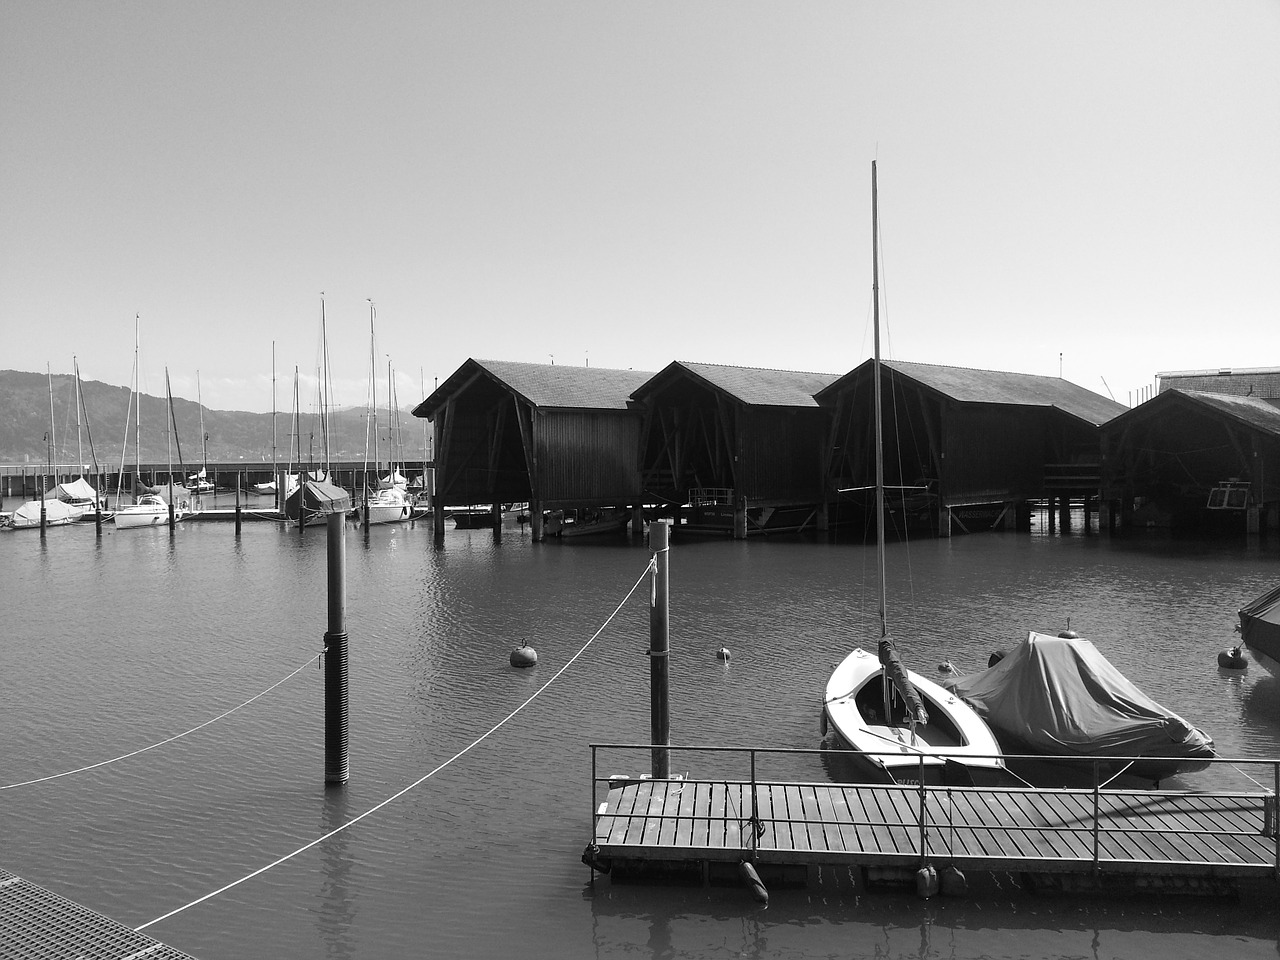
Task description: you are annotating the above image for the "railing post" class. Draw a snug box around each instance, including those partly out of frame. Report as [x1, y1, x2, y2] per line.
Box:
[1092, 760, 1102, 876]
[750, 748, 759, 857]
[919, 755, 928, 864]
[649, 519, 670, 779]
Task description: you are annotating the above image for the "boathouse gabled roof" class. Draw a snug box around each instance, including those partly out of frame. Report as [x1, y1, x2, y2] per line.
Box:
[632, 361, 840, 407]
[1106, 388, 1280, 438]
[412, 359, 656, 419]
[816, 359, 1126, 426]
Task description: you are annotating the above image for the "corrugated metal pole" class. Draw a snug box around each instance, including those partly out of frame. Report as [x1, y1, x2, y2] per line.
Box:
[650, 519, 671, 779]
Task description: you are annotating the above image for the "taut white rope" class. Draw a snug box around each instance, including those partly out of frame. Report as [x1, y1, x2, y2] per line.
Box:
[137, 558, 656, 931]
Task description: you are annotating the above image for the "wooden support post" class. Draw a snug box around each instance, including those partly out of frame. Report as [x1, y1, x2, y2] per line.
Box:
[937, 503, 951, 538]
[733, 496, 747, 540]
[650, 519, 671, 780]
[39, 474, 46, 536]
[531, 500, 544, 541]
[324, 510, 349, 784]
[631, 503, 644, 538]
[1059, 496, 1071, 533]
[491, 502, 502, 542]
[1048, 497, 1057, 533]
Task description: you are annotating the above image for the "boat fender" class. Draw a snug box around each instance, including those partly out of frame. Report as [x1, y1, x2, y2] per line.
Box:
[716, 647, 731, 662]
[820, 708, 828, 737]
[940, 865, 967, 897]
[915, 864, 939, 899]
[738, 860, 769, 905]
[1217, 646, 1247, 670]
[510, 643, 538, 668]
[581, 843, 611, 874]
[987, 650, 1007, 668]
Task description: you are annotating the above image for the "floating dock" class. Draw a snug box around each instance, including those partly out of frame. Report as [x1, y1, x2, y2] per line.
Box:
[588, 747, 1280, 893]
[0, 868, 198, 959]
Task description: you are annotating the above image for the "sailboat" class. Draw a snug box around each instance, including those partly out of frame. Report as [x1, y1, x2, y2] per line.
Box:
[358, 301, 411, 524]
[114, 322, 187, 529]
[186, 371, 214, 495]
[8, 365, 77, 530]
[253, 342, 280, 497]
[821, 163, 1010, 787]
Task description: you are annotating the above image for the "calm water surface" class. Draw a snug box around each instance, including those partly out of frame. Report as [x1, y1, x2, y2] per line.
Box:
[3, 505, 1279, 959]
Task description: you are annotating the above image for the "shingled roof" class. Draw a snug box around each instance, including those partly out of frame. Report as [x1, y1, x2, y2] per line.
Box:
[413, 359, 656, 418]
[818, 359, 1126, 426]
[634, 361, 840, 407]
[1133, 388, 1280, 437]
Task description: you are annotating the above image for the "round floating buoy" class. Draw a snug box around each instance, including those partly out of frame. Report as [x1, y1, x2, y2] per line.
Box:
[1058, 629, 1080, 639]
[915, 864, 939, 899]
[988, 649, 1007, 668]
[1218, 646, 1247, 670]
[716, 647, 731, 662]
[739, 860, 769, 905]
[937, 660, 955, 674]
[940, 865, 967, 897]
[510, 643, 538, 668]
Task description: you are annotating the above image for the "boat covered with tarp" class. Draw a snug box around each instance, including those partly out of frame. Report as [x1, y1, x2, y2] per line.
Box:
[943, 631, 1215, 783]
[1239, 584, 1280, 674]
[284, 478, 352, 525]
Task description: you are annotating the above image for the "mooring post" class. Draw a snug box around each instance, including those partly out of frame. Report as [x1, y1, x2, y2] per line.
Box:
[650, 519, 671, 779]
[39, 474, 46, 536]
[235, 472, 242, 536]
[324, 509, 349, 784]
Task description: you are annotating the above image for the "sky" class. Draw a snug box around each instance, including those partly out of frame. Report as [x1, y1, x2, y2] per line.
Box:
[3, 1, 1278, 414]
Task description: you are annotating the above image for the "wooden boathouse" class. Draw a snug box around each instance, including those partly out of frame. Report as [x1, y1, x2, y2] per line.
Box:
[411, 359, 655, 539]
[632, 362, 839, 538]
[817, 361, 1127, 537]
[1100, 379, 1280, 534]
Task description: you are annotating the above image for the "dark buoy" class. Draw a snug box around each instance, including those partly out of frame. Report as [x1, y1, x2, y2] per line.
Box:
[915, 864, 939, 899]
[987, 649, 1007, 668]
[940, 865, 967, 896]
[716, 647, 731, 662]
[510, 642, 538, 668]
[739, 860, 769, 904]
[1218, 646, 1247, 670]
[937, 660, 955, 674]
[1058, 629, 1079, 639]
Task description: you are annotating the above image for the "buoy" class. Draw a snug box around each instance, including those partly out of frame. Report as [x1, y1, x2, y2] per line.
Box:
[739, 860, 769, 905]
[1058, 629, 1079, 639]
[987, 649, 1007, 668]
[716, 647, 731, 662]
[940, 865, 967, 896]
[937, 660, 955, 674]
[510, 643, 538, 668]
[915, 864, 939, 899]
[1218, 646, 1247, 670]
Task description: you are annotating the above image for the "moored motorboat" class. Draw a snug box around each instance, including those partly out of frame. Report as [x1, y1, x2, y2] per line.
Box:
[943, 631, 1216, 783]
[1239, 584, 1280, 675]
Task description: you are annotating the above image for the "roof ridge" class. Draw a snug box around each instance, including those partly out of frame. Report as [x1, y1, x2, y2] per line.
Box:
[676, 359, 840, 377]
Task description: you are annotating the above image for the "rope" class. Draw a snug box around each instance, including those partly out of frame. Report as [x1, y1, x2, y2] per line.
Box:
[0, 652, 323, 792]
[137, 557, 657, 932]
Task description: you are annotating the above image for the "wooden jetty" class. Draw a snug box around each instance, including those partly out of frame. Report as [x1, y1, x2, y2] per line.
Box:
[0, 867, 198, 958]
[587, 746, 1280, 893]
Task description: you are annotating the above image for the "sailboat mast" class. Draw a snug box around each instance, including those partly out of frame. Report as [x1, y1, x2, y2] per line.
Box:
[134, 316, 141, 497]
[271, 341, 277, 475]
[197, 370, 208, 479]
[370, 300, 378, 481]
[165, 367, 174, 502]
[872, 161, 888, 639]
[46, 363, 56, 488]
[73, 356, 83, 474]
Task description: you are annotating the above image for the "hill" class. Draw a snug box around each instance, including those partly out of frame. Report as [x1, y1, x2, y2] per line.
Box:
[0, 369, 427, 468]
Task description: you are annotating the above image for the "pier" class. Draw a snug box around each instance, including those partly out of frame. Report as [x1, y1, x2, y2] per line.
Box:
[587, 745, 1280, 893]
[0, 868, 198, 958]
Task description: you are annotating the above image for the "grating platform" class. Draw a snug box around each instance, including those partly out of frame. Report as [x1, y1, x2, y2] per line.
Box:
[0, 868, 198, 959]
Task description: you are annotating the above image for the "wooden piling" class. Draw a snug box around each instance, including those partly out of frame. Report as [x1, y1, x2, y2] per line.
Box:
[235, 473, 242, 535]
[324, 510, 349, 784]
[649, 519, 671, 779]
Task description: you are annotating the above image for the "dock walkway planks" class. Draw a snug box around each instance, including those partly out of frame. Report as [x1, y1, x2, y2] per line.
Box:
[0, 867, 198, 959]
[593, 778, 1280, 880]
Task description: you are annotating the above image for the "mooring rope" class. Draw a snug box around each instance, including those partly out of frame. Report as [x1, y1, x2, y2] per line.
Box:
[0, 652, 323, 792]
[137, 555, 658, 932]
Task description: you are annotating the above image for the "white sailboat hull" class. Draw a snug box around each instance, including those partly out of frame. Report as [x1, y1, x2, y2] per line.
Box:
[823, 647, 1011, 785]
[114, 495, 187, 529]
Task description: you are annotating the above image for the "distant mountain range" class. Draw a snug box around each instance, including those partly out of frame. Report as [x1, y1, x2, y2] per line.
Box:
[0, 369, 428, 468]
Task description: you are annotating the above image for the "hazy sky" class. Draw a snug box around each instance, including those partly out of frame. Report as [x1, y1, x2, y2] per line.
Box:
[3, 1, 1277, 414]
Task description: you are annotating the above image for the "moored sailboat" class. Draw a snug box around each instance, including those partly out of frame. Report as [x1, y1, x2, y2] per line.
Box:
[821, 163, 1010, 787]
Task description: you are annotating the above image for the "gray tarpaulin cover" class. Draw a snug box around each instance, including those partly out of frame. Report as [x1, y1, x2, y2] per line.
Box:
[943, 631, 1212, 759]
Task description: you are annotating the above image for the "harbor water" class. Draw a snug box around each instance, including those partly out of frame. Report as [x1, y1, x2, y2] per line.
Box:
[3, 502, 1279, 959]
